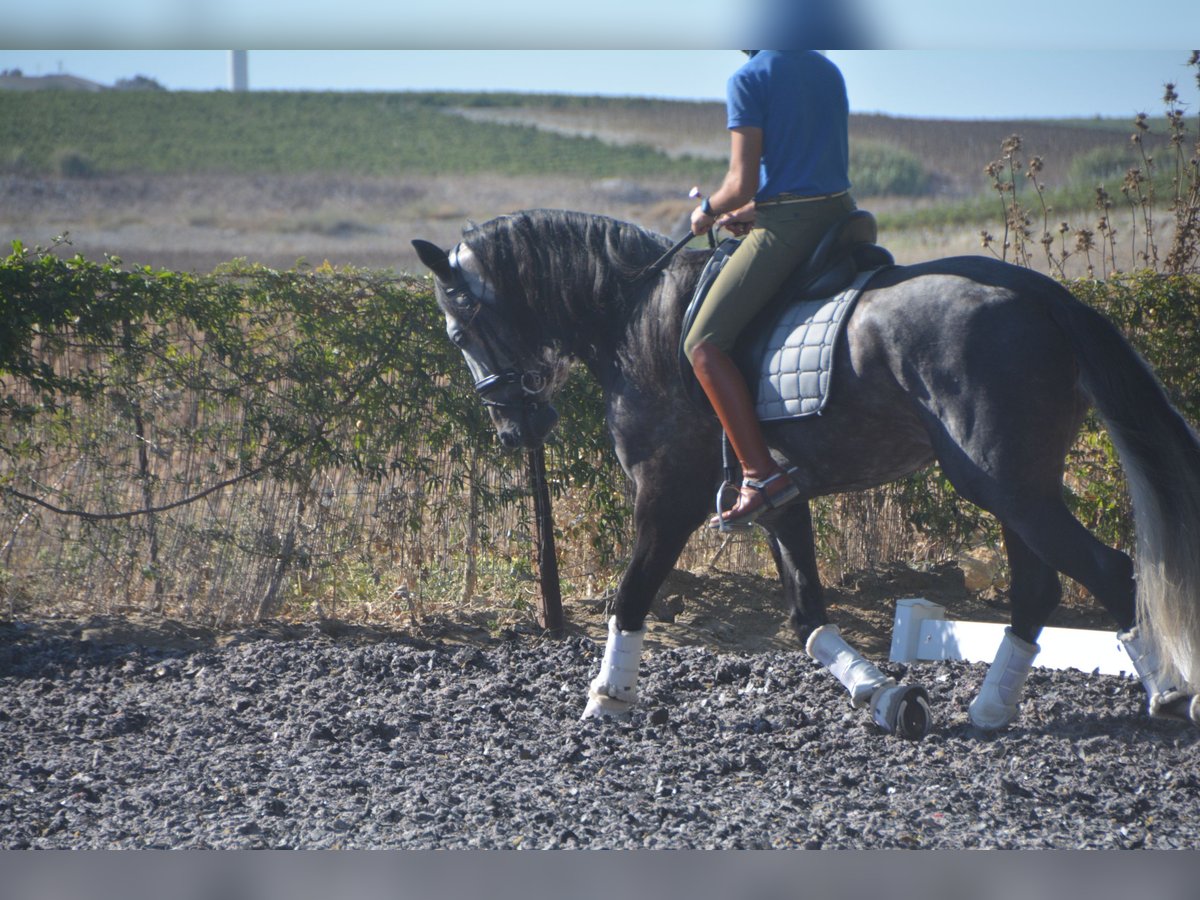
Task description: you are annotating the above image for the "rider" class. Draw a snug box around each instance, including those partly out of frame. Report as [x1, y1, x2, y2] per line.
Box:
[685, 49, 856, 529]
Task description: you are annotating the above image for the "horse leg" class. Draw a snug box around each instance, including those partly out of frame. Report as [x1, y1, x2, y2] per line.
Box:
[968, 525, 1062, 729]
[764, 503, 932, 739]
[930, 417, 1191, 725]
[957, 494, 1141, 727]
[581, 469, 708, 719]
[1001, 499, 1197, 723]
[763, 501, 829, 643]
[918, 402, 1142, 727]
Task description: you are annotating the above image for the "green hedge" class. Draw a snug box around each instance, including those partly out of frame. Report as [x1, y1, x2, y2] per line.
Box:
[2, 242, 1197, 620]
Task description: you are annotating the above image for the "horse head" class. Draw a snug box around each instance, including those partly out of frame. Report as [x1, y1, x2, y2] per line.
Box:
[412, 238, 561, 450]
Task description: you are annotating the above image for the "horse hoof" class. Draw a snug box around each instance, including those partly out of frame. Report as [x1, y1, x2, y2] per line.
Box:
[1149, 690, 1200, 725]
[968, 693, 1019, 731]
[580, 694, 634, 720]
[872, 683, 932, 740]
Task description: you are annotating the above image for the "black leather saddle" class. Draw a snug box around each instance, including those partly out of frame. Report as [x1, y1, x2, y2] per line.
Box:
[677, 209, 894, 415]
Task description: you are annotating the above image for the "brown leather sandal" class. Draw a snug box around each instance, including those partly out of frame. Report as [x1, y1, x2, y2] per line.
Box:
[710, 469, 800, 531]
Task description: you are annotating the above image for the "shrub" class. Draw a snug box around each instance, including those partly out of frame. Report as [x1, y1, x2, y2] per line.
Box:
[53, 148, 96, 178]
[849, 140, 931, 197]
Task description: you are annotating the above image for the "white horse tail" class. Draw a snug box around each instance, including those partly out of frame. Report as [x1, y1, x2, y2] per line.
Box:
[1045, 283, 1200, 693]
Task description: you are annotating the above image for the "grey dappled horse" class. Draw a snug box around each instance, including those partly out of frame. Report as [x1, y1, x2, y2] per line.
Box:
[413, 208, 1200, 737]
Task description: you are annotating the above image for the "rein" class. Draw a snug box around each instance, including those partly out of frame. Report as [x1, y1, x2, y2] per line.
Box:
[634, 228, 716, 283]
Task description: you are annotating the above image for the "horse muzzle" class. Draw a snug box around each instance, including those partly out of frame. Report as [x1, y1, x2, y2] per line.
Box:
[475, 367, 559, 450]
[495, 401, 559, 450]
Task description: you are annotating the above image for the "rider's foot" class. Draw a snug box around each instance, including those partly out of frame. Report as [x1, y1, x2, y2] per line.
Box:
[710, 468, 800, 530]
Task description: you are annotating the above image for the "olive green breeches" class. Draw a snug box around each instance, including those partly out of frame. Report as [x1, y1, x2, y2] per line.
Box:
[683, 192, 856, 361]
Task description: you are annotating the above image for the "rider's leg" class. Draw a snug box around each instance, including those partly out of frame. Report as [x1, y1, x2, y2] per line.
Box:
[683, 195, 854, 527]
[689, 340, 796, 525]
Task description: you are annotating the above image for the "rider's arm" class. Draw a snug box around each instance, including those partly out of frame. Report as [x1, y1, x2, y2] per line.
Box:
[691, 127, 762, 235]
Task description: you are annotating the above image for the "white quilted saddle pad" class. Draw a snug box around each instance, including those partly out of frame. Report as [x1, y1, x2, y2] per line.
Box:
[753, 269, 877, 422]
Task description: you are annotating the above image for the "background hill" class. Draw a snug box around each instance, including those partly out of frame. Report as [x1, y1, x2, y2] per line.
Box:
[0, 90, 1158, 273]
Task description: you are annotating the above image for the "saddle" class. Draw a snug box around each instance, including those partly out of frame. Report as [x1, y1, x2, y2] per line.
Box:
[678, 209, 894, 419]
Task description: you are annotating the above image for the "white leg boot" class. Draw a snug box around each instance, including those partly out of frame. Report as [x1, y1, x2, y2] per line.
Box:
[807, 624, 931, 738]
[806, 624, 892, 707]
[969, 627, 1039, 730]
[1120, 625, 1199, 723]
[581, 616, 645, 719]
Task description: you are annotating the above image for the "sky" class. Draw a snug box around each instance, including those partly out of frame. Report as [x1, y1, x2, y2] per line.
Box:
[1, 0, 1198, 120]
[2, 49, 1197, 121]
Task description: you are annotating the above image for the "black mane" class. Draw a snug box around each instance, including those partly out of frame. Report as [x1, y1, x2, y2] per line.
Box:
[466, 211, 669, 327]
[462, 209, 709, 391]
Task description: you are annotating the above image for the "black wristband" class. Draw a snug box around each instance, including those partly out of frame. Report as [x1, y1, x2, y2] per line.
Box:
[701, 197, 715, 216]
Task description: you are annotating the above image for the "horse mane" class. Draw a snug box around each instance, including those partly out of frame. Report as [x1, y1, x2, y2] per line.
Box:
[461, 209, 676, 352]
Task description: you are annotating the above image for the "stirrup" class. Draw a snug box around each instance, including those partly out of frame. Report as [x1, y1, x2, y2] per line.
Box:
[710, 469, 800, 532]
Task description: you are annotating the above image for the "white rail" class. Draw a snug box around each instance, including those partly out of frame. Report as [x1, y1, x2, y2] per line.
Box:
[889, 597, 1134, 677]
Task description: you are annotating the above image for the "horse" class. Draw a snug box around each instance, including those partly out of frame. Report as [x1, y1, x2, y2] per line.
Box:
[412, 208, 1200, 738]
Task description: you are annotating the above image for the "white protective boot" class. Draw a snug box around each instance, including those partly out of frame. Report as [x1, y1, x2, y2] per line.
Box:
[969, 627, 1039, 730]
[806, 623, 933, 739]
[806, 624, 893, 707]
[1120, 626, 1200, 723]
[581, 616, 645, 719]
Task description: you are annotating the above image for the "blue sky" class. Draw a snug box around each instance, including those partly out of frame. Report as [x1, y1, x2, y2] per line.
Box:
[2, 49, 1196, 121]
[2, 0, 1197, 119]
[3, 0, 1198, 49]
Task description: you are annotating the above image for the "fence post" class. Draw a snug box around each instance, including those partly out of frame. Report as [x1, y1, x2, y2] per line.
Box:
[527, 445, 564, 637]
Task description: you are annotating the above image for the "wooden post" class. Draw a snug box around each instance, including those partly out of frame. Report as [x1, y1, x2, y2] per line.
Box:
[527, 445, 564, 637]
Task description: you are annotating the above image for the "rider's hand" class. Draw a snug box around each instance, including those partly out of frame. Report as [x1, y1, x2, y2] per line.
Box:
[717, 205, 756, 237]
[690, 204, 715, 236]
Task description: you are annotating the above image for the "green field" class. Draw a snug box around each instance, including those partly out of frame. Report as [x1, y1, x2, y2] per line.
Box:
[0, 90, 992, 198]
[0, 91, 726, 181]
[1, 87, 1190, 277]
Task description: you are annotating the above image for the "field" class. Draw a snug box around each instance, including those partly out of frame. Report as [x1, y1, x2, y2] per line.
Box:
[0, 91, 1172, 277]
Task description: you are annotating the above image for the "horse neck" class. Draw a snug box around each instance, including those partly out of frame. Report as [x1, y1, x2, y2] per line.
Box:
[573, 264, 695, 396]
[528, 244, 663, 375]
[480, 210, 691, 388]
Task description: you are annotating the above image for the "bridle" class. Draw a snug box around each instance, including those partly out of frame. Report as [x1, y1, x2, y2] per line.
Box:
[473, 366, 550, 413]
[443, 245, 552, 416]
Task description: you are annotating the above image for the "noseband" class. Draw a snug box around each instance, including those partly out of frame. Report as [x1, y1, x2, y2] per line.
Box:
[473, 367, 549, 412]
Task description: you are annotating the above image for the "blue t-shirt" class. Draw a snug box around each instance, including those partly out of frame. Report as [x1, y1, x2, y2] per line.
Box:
[726, 50, 851, 202]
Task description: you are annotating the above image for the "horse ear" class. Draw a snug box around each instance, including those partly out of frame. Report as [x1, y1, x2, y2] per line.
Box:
[411, 239, 454, 283]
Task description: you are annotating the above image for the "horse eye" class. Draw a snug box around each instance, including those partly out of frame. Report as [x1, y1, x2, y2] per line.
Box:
[450, 329, 466, 347]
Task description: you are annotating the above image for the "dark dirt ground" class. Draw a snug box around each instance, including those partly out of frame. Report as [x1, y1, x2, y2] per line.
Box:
[8, 563, 1197, 851]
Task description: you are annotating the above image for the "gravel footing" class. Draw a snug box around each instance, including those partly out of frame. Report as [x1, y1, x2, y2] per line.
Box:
[2, 622, 1198, 849]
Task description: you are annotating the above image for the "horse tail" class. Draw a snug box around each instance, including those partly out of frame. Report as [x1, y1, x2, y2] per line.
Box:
[1046, 283, 1200, 692]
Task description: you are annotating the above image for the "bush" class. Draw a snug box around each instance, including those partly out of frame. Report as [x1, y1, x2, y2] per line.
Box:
[0, 246, 627, 623]
[1067, 144, 1137, 185]
[849, 140, 931, 197]
[53, 148, 96, 178]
